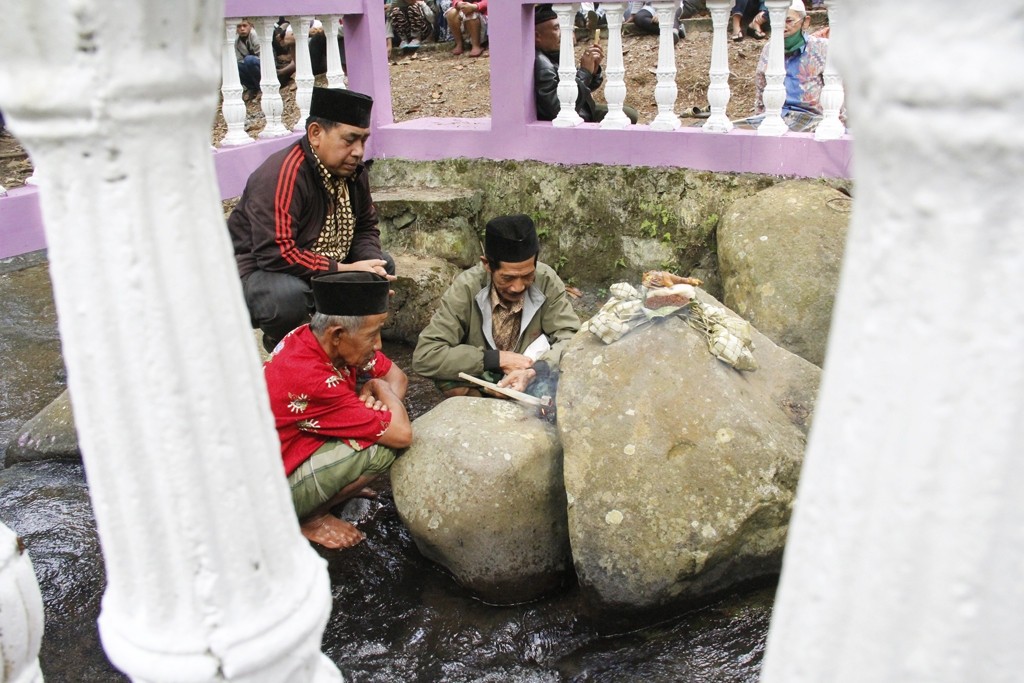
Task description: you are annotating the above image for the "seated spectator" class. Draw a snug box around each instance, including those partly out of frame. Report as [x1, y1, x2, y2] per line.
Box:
[445, 1, 487, 57]
[309, 19, 328, 75]
[265, 272, 412, 549]
[273, 18, 297, 88]
[533, 4, 639, 124]
[625, 1, 684, 44]
[744, 0, 834, 132]
[390, 0, 434, 50]
[730, 0, 768, 41]
[309, 18, 347, 76]
[575, 3, 606, 30]
[235, 19, 261, 101]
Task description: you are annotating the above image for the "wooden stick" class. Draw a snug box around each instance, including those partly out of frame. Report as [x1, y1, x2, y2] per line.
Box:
[457, 372, 552, 407]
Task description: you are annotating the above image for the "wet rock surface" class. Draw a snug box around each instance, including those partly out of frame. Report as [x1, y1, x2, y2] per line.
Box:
[558, 290, 819, 613]
[5, 389, 78, 467]
[392, 397, 570, 603]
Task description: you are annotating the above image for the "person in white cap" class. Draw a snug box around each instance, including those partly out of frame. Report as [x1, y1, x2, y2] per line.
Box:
[748, 0, 837, 132]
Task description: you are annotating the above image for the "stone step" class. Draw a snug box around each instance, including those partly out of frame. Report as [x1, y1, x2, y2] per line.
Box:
[373, 185, 483, 268]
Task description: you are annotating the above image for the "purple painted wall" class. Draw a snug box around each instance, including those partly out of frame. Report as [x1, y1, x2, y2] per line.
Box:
[0, 0, 851, 260]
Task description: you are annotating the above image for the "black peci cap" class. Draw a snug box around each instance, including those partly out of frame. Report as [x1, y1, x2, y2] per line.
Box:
[309, 87, 374, 128]
[535, 4, 557, 24]
[311, 271, 390, 316]
[485, 214, 541, 263]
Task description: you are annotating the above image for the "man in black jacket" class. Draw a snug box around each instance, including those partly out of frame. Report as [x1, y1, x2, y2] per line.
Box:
[227, 87, 395, 352]
[533, 4, 637, 124]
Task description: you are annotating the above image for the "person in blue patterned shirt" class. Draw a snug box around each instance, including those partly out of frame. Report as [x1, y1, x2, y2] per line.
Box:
[746, 0, 837, 133]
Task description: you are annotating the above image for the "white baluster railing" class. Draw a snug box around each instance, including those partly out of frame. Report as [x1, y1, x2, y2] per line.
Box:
[600, 3, 631, 129]
[293, 15, 317, 132]
[815, 0, 845, 140]
[0, 523, 44, 683]
[650, 1, 681, 131]
[257, 16, 290, 137]
[553, 3, 584, 127]
[758, 0, 792, 136]
[221, 18, 255, 146]
[704, 0, 733, 133]
[324, 15, 347, 89]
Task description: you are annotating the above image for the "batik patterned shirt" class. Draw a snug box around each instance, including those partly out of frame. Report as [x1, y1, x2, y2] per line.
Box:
[754, 34, 829, 116]
[490, 286, 524, 352]
[264, 325, 393, 475]
[309, 149, 356, 263]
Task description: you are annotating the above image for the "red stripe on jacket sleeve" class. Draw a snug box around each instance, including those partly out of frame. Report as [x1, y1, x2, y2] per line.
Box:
[274, 147, 330, 271]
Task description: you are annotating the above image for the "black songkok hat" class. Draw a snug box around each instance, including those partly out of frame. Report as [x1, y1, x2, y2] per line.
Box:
[309, 87, 373, 128]
[535, 4, 557, 24]
[485, 214, 541, 263]
[311, 272, 390, 316]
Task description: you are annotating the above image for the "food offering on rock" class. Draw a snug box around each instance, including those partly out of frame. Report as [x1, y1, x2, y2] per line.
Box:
[686, 301, 758, 371]
[642, 270, 702, 310]
[583, 270, 758, 371]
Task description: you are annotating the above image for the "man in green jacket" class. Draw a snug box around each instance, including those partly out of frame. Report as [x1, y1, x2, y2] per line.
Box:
[412, 214, 580, 397]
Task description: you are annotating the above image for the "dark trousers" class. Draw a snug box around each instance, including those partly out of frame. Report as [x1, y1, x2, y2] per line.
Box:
[243, 252, 396, 343]
[632, 8, 681, 35]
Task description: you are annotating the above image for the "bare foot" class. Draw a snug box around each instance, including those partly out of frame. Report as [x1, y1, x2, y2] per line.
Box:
[354, 487, 378, 500]
[300, 513, 365, 549]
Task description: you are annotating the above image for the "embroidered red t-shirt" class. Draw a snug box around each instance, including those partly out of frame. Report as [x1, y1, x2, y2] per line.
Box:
[264, 325, 393, 475]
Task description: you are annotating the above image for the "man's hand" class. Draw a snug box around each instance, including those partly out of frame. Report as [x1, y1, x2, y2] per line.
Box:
[498, 350, 533, 375]
[456, 2, 477, 12]
[498, 367, 537, 394]
[580, 44, 603, 74]
[359, 377, 400, 411]
[343, 259, 398, 282]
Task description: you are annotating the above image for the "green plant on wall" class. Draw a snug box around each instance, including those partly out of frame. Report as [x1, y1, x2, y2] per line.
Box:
[530, 209, 551, 240]
[638, 199, 678, 239]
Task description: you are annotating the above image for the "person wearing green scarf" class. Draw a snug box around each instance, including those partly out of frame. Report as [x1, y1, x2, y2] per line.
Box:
[782, 2, 810, 54]
[743, 0, 839, 133]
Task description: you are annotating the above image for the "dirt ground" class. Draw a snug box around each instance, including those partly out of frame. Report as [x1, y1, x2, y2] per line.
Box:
[2, 20, 777, 189]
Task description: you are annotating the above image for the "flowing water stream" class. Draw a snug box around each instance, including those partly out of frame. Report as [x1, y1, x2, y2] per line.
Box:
[0, 255, 773, 681]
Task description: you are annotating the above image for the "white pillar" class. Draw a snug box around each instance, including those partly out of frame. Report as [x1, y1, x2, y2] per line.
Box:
[757, 0, 790, 136]
[256, 16, 290, 138]
[649, 1, 681, 131]
[552, 3, 584, 127]
[761, 2, 1024, 681]
[324, 15, 347, 89]
[221, 18, 254, 147]
[703, 0, 733, 133]
[292, 15, 316, 132]
[599, 3, 630, 129]
[814, 0, 845, 140]
[0, 3, 341, 681]
[0, 523, 44, 683]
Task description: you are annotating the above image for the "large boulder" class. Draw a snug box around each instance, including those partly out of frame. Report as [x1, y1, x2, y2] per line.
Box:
[391, 397, 570, 603]
[383, 254, 460, 345]
[558, 292, 820, 613]
[717, 179, 851, 367]
[6, 389, 80, 467]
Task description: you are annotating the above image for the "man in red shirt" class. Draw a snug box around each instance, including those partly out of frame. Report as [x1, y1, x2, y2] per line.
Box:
[264, 272, 412, 549]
